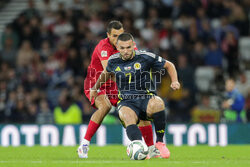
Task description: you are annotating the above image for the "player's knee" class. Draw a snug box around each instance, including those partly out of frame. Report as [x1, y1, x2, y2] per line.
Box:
[99, 103, 112, 114]
[147, 96, 165, 116]
[95, 96, 112, 113]
[119, 108, 137, 126]
[153, 96, 165, 110]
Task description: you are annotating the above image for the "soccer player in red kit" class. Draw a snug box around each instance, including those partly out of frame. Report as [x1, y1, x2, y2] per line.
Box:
[78, 21, 159, 159]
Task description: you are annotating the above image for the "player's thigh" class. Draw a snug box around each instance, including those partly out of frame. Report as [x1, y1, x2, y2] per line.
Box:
[146, 96, 165, 117]
[138, 120, 151, 127]
[118, 106, 138, 127]
[95, 94, 112, 112]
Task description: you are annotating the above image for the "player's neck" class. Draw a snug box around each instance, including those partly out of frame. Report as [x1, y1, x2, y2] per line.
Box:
[108, 38, 116, 49]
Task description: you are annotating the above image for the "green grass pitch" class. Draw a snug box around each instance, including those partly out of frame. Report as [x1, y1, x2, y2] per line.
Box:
[0, 145, 250, 167]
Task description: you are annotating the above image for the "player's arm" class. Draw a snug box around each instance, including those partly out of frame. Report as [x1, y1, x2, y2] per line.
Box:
[164, 60, 180, 90]
[101, 60, 116, 82]
[101, 60, 108, 70]
[101, 60, 115, 82]
[90, 69, 112, 100]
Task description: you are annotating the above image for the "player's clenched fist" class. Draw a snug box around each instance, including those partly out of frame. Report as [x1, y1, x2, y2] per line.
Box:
[170, 81, 180, 90]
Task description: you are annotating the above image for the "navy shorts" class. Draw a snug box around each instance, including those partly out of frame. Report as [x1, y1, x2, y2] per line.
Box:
[117, 96, 154, 121]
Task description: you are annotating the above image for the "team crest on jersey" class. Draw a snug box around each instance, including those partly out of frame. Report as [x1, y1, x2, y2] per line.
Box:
[124, 66, 131, 71]
[134, 63, 141, 70]
[101, 50, 107, 57]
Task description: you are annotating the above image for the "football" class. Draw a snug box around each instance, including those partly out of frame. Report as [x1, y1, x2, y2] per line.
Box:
[126, 140, 149, 160]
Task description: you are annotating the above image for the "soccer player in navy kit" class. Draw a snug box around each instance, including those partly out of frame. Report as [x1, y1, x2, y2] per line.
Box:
[90, 33, 180, 158]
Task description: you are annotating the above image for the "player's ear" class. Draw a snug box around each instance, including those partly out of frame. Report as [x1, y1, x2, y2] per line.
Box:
[131, 40, 135, 48]
[107, 32, 110, 38]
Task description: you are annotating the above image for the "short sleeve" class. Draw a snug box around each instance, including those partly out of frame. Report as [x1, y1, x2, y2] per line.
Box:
[98, 45, 113, 61]
[146, 52, 166, 71]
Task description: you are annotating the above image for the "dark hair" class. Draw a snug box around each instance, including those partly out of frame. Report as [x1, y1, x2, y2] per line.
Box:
[227, 77, 236, 82]
[117, 33, 134, 42]
[107, 20, 123, 34]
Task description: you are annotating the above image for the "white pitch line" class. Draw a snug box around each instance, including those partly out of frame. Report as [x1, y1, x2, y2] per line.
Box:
[1, 160, 244, 164]
[0, 160, 143, 164]
[0, 161, 42, 163]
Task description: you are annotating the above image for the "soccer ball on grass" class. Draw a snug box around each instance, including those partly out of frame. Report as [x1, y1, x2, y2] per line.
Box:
[126, 140, 149, 160]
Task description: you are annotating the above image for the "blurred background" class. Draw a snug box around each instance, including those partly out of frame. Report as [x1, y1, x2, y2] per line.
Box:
[0, 0, 250, 125]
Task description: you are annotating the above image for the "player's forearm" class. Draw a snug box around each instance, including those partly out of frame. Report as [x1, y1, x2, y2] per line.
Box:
[165, 61, 178, 82]
[93, 70, 111, 90]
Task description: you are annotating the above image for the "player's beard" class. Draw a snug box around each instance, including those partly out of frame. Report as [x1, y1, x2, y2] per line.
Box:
[122, 53, 133, 60]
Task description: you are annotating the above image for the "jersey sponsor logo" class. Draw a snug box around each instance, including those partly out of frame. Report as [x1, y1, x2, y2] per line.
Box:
[101, 50, 107, 57]
[124, 66, 131, 71]
[134, 63, 141, 70]
[115, 66, 121, 71]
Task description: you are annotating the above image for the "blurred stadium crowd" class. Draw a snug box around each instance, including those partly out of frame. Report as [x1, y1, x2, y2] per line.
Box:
[0, 0, 250, 124]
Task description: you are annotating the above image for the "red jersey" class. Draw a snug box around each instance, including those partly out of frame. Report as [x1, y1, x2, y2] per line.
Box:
[85, 38, 118, 89]
[84, 38, 119, 107]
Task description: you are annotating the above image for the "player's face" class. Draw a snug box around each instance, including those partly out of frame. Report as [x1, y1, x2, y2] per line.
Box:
[107, 28, 124, 47]
[117, 39, 134, 60]
[225, 79, 235, 92]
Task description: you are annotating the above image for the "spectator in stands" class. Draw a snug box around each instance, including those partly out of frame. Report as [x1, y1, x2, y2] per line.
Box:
[49, 60, 73, 88]
[0, 38, 17, 67]
[225, 0, 249, 36]
[50, 11, 73, 40]
[54, 89, 82, 124]
[213, 16, 239, 44]
[204, 38, 223, 68]
[207, 0, 225, 18]
[22, 0, 40, 19]
[235, 72, 250, 98]
[39, 40, 52, 61]
[2, 90, 16, 123]
[169, 32, 188, 64]
[10, 99, 28, 123]
[222, 78, 246, 122]
[27, 102, 38, 123]
[190, 41, 206, 67]
[36, 98, 53, 124]
[54, 41, 68, 62]
[16, 40, 35, 71]
[0, 81, 7, 122]
[38, 0, 58, 14]
[66, 48, 82, 76]
[221, 31, 239, 76]
[6, 68, 20, 91]
[29, 16, 42, 49]
[1, 25, 19, 49]
[191, 94, 220, 123]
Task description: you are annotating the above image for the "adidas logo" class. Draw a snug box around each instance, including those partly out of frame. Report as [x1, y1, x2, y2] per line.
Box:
[115, 66, 121, 71]
[156, 130, 165, 133]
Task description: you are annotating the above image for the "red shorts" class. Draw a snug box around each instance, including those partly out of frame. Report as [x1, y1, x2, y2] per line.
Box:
[84, 79, 119, 108]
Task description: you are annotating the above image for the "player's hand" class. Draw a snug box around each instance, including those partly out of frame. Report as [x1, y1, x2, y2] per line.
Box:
[221, 99, 232, 109]
[90, 88, 98, 101]
[170, 81, 180, 90]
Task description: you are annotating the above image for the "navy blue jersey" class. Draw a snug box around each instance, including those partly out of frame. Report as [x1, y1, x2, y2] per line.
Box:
[106, 50, 166, 100]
